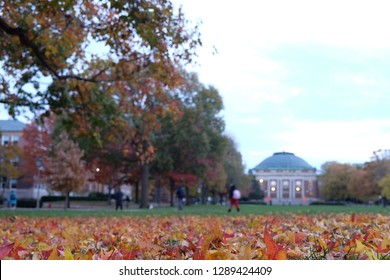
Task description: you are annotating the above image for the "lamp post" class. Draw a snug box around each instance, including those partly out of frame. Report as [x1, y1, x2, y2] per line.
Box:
[36, 158, 42, 209]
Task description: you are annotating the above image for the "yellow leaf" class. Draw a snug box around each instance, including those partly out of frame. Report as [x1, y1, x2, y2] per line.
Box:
[206, 249, 231, 260]
[382, 236, 390, 248]
[64, 248, 74, 260]
[48, 247, 58, 260]
[365, 248, 377, 260]
[318, 237, 327, 250]
[37, 242, 52, 251]
[355, 240, 366, 253]
[287, 248, 304, 258]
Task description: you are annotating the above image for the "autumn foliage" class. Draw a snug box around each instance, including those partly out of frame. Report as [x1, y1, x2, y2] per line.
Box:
[0, 213, 389, 260]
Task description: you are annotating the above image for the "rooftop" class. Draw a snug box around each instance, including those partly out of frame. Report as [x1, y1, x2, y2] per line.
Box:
[0, 120, 26, 132]
[252, 152, 316, 171]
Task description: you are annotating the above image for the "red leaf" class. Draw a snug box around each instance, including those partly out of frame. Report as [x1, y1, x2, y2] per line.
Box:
[0, 243, 14, 260]
[351, 213, 356, 223]
[223, 232, 235, 239]
[377, 242, 390, 254]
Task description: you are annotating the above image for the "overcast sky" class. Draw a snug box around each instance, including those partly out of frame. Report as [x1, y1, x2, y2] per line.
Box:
[2, 0, 390, 172]
[175, 0, 390, 171]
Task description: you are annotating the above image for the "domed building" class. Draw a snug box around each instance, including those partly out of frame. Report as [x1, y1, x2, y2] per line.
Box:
[250, 152, 318, 205]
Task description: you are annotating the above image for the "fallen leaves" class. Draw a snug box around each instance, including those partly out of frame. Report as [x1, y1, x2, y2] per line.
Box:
[0, 213, 389, 260]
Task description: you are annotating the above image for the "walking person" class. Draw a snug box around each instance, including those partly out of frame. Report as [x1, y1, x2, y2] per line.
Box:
[8, 190, 17, 209]
[228, 184, 240, 212]
[176, 185, 185, 211]
[114, 188, 123, 210]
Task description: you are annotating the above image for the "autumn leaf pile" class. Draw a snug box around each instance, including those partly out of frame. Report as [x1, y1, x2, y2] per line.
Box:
[1, 213, 389, 260]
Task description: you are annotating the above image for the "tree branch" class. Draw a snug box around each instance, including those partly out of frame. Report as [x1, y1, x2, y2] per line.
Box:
[0, 17, 109, 83]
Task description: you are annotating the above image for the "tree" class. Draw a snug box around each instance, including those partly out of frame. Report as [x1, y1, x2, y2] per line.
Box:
[43, 132, 90, 209]
[348, 169, 377, 202]
[223, 137, 250, 192]
[203, 161, 227, 204]
[248, 176, 265, 200]
[379, 174, 390, 199]
[0, 0, 200, 117]
[319, 162, 356, 201]
[369, 156, 390, 201]
[151, 73, 228, 206]
[1, 1, 201, 208]
[20, 115, 55, 186]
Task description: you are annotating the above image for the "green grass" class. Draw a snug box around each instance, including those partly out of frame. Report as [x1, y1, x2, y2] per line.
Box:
[0, 204, 389, 218]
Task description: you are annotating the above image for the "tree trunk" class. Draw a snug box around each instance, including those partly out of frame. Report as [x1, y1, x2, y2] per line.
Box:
[134, 180, 139, 204]
[64, 192, 70, 210]
[201, 183, 208, 204]
[170, 177, 175, 207]
[140, 164, 149, 208]
[155, 175, 162, 206]
[211, 189, 217, 205]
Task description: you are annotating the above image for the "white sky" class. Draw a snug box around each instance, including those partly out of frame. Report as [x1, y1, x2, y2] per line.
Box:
[175, 0, 390, 171]
[2, 0, 390, 172]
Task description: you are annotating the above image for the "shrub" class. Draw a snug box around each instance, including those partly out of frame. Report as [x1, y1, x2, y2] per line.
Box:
[310, 201, 346, 206]
[17, 199, 43, 208]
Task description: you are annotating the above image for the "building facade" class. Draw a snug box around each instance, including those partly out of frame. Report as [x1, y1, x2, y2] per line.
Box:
[251, 152, 318, 205]
[0, 120, 26, 189]
[0, 119, 25, 147]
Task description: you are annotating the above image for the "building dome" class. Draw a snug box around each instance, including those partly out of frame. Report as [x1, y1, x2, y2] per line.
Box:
[253, 152, 315, 171]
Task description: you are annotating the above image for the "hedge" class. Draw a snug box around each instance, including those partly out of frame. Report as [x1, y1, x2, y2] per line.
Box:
[40, 195, 113, 203]
[309, 201, 346, 206]
[17, 199, 43, 208]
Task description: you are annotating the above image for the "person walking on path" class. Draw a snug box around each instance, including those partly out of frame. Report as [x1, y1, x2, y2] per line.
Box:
[176, 185, 185, 211]
[114, 188, 123, 210]
[228, 184, 240, 212]
[8, 190, 17, 209]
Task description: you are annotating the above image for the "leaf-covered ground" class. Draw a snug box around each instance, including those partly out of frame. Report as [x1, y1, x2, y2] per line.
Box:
[1, 213, 389, 260]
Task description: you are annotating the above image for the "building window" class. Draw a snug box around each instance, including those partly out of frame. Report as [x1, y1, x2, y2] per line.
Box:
[259, 178, 267, 192]
[2, 135, 10, 145]
[305, 180, 314, 198]
[282, 180, 290, 199]
[12, 135, 19, 144]
[11, 179, 17, 188]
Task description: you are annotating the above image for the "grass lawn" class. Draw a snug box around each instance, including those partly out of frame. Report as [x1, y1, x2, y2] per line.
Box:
[0, 203, 389, 217]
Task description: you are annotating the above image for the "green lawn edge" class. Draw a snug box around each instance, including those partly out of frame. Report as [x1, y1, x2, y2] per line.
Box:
[1, 204, 389, 218]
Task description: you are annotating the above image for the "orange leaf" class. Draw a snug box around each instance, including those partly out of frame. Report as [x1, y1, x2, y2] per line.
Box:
[275, 249, 287, 260]
[48, 247, 59, 260]
[263, 226, 278, 259]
